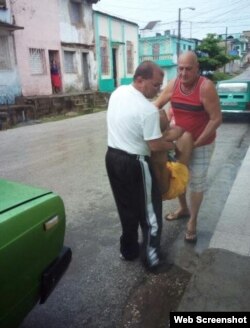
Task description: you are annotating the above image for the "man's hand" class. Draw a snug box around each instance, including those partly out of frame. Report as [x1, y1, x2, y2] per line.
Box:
[147, 138, 175, 152]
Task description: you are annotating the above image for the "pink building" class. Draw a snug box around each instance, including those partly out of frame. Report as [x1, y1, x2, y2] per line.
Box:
[12, 0, 61, 96]
[9, 0, 99, 97]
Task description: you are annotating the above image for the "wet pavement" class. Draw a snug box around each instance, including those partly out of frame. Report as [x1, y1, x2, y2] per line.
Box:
[179, 146, 250, 312]
[1, 113, 249, 327]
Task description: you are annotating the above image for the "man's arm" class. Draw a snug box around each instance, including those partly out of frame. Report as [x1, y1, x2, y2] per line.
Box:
[194, 79, 222, 147]
[154, 79, 175, 109]
[147, 137, 175, 152]
[163, 125, 184, 141]
[158, 108, 169, 132]
[154, 79, 176, 131]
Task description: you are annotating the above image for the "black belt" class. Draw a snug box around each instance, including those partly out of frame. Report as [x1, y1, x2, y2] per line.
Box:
[108, 147, 149, 160]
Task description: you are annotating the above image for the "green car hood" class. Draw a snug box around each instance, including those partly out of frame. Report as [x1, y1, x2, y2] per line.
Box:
[0, 179, 51, 214]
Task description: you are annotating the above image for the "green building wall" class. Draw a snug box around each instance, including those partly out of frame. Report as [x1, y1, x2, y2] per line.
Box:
[94, 11, 138, 93]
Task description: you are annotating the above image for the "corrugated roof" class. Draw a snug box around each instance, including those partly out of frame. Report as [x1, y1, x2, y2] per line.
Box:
[94, 10, 138, 26]
[142, 21, 161, 30]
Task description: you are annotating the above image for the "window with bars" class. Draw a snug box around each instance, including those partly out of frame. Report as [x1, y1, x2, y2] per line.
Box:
[64, 51, 76, 73]
[0, 35, 11, 70]
[126, 41, 134, 74]
[0, 0, 7, 9]
[152, 43, 160, 60]
[29, 48, 46, 75]
[100, 36, 109, 75]
[70, 1, 82, 25]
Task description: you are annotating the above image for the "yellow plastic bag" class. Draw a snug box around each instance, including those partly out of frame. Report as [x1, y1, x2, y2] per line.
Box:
[162, 162, 189, 200]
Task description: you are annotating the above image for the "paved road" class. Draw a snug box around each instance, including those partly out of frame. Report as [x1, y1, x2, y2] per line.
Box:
[231, 66, 250, 80]
[0, 113, 249, 327]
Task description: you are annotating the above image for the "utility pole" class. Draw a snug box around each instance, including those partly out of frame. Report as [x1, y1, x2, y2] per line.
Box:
[177, 8, 181, 58]
[177, 7, 195, 59]
[224, 27, 228, 73]
[225, 27, 228, 54]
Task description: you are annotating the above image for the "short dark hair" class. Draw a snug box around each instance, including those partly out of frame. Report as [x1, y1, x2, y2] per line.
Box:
[133, 61, 163, 81]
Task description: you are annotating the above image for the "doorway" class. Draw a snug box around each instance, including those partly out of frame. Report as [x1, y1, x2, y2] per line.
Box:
[49, 50, 61, 93]
[82, 53, 90, 90]
[112, 48, 118, 88]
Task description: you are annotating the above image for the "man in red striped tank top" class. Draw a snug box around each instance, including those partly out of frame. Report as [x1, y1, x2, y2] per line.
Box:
[155, 51, 222, 243]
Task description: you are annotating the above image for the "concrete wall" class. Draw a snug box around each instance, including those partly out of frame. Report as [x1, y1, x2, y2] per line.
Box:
[60, 0, 94, 45]
[60, 0, 97, 92]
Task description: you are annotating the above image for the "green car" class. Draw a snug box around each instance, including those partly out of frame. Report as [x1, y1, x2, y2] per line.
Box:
[0, 179, 72, 328]
[217, 80, 250, 114]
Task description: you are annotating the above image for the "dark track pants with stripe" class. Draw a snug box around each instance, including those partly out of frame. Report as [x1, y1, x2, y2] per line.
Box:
[105, 147, 162, 267]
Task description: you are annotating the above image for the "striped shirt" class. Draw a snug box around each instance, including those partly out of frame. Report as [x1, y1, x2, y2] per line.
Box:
[171, 76, 215, 145]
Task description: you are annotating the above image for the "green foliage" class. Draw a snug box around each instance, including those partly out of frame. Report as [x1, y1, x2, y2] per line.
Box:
[196, 34, 232, 72]
[211, 71, 234, 83]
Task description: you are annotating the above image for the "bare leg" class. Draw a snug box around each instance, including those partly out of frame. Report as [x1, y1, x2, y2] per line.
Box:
[165, 192, 189, 220]
[185, 191, 203, 241]
[166, 190, 203, 232]
[188, 191, 203, 226]
[176, 131, 193, 166]
[179, 192, 189, 213]
[184, 143, 214, 241]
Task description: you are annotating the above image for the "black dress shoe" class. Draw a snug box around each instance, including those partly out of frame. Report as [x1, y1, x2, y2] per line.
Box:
[146, 260, 173, 274]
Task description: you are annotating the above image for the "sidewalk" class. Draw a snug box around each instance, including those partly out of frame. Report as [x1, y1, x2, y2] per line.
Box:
[178, 146, 250, 311]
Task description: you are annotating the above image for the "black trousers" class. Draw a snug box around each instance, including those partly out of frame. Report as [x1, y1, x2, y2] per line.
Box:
[105, 147, 162, 267]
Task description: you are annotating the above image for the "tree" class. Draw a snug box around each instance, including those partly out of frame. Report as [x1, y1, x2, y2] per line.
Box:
[195, 34, 234, 73]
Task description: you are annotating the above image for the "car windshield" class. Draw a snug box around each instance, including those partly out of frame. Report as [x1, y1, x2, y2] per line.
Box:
[217, 82, 248, 93]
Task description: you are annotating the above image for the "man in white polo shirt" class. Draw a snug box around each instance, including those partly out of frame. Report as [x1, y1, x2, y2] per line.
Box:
[105, 61, 175, 273]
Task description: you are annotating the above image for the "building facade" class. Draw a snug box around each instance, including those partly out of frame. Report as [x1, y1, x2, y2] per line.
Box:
[218, 32, 249, 73]
[10, 0, 62, 96]
[60, 0, 98, 92]
[1, 0, 98, 99]
[0, 0, 23, 104]
[94, 10, 139, 92]
[139, 21, 196, 86]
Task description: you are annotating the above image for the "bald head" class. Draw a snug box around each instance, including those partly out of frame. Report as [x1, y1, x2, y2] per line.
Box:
[177, 51, 200, 87]
[178, 51, 199, 67]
